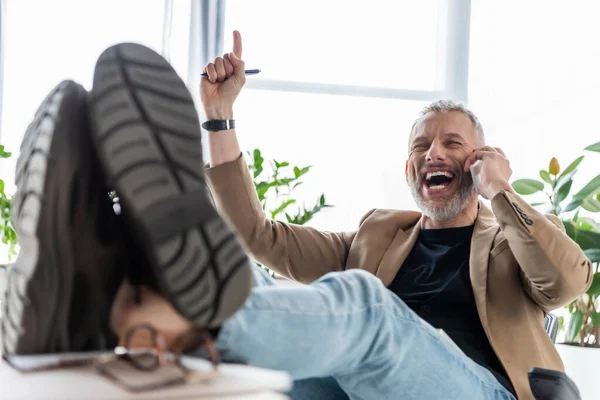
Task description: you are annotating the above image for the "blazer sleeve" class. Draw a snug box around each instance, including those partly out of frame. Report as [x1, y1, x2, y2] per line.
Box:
[204, 153, 355, 283]
[491, 189, 593, 312]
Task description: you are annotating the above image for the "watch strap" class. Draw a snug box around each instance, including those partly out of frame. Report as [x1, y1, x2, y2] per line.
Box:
[201, 119, 235, 132]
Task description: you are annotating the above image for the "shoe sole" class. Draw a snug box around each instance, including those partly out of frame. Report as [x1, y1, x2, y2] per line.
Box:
[2, 83, 67, 354]
[2, 81, 120, 354]
[88, 43, 252, 328]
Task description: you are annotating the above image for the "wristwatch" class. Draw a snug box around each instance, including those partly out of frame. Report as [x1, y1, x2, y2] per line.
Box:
[201, 119, 235, 132]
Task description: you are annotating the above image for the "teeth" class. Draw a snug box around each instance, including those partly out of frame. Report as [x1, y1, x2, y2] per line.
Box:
[429, 184, 447, 190]
[425, 171, 454, 181]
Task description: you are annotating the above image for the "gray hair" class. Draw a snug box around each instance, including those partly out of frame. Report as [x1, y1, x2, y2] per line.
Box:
[409, 100, 485, 144]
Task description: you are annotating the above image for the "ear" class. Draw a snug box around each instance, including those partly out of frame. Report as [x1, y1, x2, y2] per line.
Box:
[405, 160, 409, 179]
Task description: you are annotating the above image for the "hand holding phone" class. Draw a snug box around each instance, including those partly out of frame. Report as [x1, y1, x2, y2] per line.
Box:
[470, 160, 483, 195]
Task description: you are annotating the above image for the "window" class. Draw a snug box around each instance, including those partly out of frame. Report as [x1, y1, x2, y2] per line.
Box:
[0, 0, 197, 189]
[234, 90, 427, 230]
[222, 0, 468, 231]
[468, 1, 600, 208]
[224, 0, 443, 91]
[0, 0, 199, 262]
[0, 0, 165, 190]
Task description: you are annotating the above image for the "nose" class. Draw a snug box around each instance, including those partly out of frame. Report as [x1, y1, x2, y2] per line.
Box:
[425, 140, 446, 162]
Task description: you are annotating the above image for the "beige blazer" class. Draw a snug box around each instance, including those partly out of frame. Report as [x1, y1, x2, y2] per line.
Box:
[205, 154, 593, 400]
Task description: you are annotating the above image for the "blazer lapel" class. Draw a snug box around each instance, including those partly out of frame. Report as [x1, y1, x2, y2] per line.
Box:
[376, 220, 422, 286]
[470, 200, 500, 335]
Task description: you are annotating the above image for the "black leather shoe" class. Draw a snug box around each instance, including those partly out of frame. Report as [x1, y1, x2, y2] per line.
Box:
[88, 43, 253, 328]
[2, 80, 126, 354]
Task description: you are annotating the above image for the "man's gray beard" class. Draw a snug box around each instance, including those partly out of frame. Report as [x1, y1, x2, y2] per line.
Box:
[409, 175, 474, 221]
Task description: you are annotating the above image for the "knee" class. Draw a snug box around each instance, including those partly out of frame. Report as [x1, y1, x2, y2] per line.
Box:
[319, 269, 387, 304]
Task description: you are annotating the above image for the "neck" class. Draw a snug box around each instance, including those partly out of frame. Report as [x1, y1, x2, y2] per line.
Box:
[420, 200, 479, 229]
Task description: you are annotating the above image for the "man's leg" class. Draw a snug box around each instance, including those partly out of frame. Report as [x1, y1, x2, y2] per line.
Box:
[3, 42, 254, 355]
[251, 264, 277, 287]
[248, 267, 349, 400]
[216, 269, 516, 400]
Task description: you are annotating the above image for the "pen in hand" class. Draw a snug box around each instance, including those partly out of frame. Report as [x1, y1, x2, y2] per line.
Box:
[200, 69, 261, 77]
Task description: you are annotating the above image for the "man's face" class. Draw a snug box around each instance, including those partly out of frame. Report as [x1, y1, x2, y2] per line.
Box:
[406, 111, 480, 220]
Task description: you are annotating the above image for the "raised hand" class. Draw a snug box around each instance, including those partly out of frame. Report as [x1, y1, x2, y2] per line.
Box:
[464, 146, 514, 199]
[200, 30, 246, 120]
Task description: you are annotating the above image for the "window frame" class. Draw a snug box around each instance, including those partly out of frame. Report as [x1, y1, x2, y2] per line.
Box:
[219, 0, 472, 103]
[0, 0, 471, 148]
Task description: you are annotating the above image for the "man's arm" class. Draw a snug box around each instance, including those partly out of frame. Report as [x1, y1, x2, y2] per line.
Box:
[199, 31, 354, 283]
[491, 190, 593, 312]
[464, 146, 593, 312]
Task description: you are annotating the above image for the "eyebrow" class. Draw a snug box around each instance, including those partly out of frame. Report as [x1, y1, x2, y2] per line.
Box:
[411, 132, 466, 144]
[444, 133, 466, 141]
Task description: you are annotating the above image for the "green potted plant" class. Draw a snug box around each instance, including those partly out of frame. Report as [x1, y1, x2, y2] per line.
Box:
[0, 145, 17, 260]
[246, 148, 332, 277]
[511, 140, 600, 399]
[0, 145, 18, 301]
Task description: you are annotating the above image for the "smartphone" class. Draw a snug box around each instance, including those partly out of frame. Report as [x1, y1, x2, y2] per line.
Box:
[470, 160, 483, 195]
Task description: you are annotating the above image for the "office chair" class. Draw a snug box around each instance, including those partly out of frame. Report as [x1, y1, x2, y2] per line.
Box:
[529, 313, 582, 400]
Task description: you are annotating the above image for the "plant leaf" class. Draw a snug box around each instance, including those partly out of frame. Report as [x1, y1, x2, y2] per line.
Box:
[572, 174, 600, 200]
[255, 181, 272, 202]
[539, 170, 552, 184]
[566, 310, 584, 343]
[584, 141, 600, 152]
[559, 156, 584, 179]
[293, 166, 310, 179]
[270, 199, 296, 219]
[584, 249, 600, 263]
[575, 229, 600, 251]
[577, 217, 600, 232]
[558, 315, 564, 332]
[553, 179, 572, 205]
[581, 197, 600, 213]
[591, 312, 600, 328]
[564, 199, 583, 212]
[586, 272, 600, 297]
[530, 202, 547, 207]
[562, 220, 577, 240]
[511, 179, 545, 195]
[554, 169, 578, 194]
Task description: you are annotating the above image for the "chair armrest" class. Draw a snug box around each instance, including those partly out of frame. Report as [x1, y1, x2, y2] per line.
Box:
[544, 313, 559, 343]
[528, 367, 581, 400]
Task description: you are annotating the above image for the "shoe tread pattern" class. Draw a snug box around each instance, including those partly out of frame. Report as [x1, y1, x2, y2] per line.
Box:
[89, 43, 252, 328]
[2, 82, 71, 355]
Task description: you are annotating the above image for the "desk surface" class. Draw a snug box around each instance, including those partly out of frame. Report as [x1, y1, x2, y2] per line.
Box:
[0, 358, 289, 400]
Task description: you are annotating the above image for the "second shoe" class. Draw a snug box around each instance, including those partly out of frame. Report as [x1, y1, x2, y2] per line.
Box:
[87, 43, 253, 329]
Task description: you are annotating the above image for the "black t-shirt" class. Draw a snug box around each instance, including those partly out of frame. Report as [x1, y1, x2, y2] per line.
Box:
[387, 225, 515, 396]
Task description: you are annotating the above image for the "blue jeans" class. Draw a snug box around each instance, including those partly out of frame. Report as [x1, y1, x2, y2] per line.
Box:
[216, 266, 517, 400]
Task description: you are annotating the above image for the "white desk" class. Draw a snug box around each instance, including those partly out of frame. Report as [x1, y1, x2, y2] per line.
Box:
[0, 359, 290, 399]
[0, 267, 291, 399]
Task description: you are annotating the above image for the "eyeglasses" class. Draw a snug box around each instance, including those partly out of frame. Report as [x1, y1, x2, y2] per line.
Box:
[93, 323, 221, 390]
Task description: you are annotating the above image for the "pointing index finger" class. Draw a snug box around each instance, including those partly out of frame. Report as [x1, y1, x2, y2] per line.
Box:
[233, 30, 243, 59]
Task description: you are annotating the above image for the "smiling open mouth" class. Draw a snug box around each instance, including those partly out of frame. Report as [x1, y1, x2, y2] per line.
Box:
[424, 171, 455, 190]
